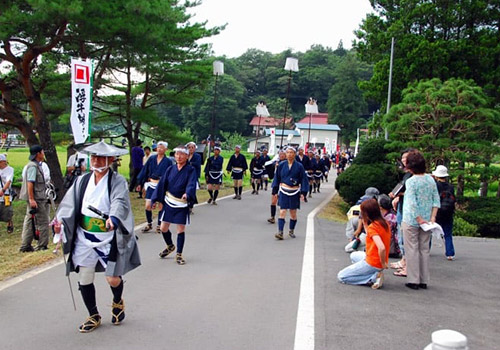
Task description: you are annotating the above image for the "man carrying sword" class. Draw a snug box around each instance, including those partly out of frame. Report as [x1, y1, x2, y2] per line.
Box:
[53, 141, 141, 333]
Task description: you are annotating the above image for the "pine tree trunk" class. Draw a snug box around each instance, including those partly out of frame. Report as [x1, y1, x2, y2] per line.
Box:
[21, 76, 64, 198]
[456, 161, 465, 197]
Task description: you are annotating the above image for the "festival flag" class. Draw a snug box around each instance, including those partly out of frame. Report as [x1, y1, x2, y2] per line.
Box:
[269, 127, 276, 155]
[70, 58, 93, 144]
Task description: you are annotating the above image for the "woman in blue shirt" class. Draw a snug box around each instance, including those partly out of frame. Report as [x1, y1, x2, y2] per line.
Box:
[402, 152, 440, 290]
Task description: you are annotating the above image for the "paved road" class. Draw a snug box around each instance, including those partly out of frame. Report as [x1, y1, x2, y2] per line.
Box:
[0, 178, 334, 350]
[1, 174, 499, 350]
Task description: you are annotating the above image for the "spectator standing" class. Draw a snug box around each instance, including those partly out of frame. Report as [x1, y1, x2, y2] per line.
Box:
[402, 152, 441, 290]
[0, 154, 14, 233]
[19, 145, 50, 252]
[432, 165, 456, 260]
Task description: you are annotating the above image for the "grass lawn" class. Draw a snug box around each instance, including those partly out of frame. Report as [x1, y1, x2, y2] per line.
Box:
[318, 193, 350, 223]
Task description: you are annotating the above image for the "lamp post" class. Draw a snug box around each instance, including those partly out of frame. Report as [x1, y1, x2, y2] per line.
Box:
[210, 60, 224, 155]
[305, 97, 318, 149]
[280, 57, 299, 149]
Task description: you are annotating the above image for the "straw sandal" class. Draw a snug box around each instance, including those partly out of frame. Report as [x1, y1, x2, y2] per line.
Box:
[111, 299, 125, 325]
[79, 314, 101, 333]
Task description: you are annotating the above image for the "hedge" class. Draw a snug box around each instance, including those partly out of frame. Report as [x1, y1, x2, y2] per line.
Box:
[456, 197, 500, 238]
[335, 163, 399, 205]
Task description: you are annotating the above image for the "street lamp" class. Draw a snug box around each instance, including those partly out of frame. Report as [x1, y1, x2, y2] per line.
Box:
[305, 97, 318, 149]
[210, 60, 224, 155]
[280, 57, 299, 148]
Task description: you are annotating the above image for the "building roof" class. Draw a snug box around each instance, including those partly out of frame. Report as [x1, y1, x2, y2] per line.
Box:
[297, 113, 329, 125]
[249, 116, 292, 127]
[295, 123, 340, 131]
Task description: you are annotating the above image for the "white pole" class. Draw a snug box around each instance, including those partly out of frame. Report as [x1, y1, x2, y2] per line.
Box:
[385, 37, 395, 140]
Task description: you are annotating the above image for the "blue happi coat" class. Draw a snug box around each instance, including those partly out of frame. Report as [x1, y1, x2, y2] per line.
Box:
[137, 155, 173, 184]
[271, 160, 309, 196]
[151, 163, 198, 208]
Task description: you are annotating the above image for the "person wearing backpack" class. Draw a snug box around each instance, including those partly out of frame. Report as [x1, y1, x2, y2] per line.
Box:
[432, 165, 456, 260]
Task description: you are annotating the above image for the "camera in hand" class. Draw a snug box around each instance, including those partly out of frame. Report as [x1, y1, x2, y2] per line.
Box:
[29, 208, 37, 215]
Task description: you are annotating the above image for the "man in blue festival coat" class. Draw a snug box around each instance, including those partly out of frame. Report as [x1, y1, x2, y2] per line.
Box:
[151, 145, 197, 265]
[136, 141, 173, 233]
[295, 146, 311, 202]
[204, 145, 224, 205]
[226, 145, 248, 200]
[272, 146, 309, 240]
[250, 149, 265, 195]
[260, 148, 271, 191]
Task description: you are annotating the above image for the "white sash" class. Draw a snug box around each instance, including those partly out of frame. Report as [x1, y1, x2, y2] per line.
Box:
[279, 184, 301, 196]
[209, 171, 223, 179]
[164, 192, 188, 208]
[232, 167, 243, 173]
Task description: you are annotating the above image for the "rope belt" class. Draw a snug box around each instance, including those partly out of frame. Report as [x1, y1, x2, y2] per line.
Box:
[252, 169, 263, 175]
[209, 171, 223, 179]
[80, 215, 108, 233]
[232, 167, 243, 173]
[164, 191, 188, 208]
[279, 184, 301, 196]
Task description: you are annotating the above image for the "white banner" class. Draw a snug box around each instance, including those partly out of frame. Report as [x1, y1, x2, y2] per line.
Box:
[269, 127, 276, 155]
[70, 58, 93, 144]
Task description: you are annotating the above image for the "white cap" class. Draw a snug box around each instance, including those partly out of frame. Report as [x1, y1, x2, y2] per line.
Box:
[0, 154, 6, 161]
[432, 165, 449, 178]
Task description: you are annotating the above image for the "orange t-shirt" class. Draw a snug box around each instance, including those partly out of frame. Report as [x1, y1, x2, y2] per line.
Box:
[365, 220, 391, 269]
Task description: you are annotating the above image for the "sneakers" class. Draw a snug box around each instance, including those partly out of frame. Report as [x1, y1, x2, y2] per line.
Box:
[372, 272, 384, 290]
[79, 314, 101, 333]
[275, 232, 284, 240]
[159, 244, 176, 258]
[111, 299, 125, 325]
[267, 217, 275, 224]
[289, 230, 296, 238]
[447, 256, 455, 261]
[176, 253, 186, 265]
[141, 223, 153, 233]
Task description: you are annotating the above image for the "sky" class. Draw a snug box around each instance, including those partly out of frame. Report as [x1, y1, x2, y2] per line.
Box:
[188, 0, 374, 58]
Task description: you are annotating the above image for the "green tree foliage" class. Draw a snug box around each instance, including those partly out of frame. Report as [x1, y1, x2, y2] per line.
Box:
[327, 52, 372, 147]
[384, 78, 500, 195]
[181, 74, 246, 140]
[0, 0, 220, 190]
[355, 0, 500, 105]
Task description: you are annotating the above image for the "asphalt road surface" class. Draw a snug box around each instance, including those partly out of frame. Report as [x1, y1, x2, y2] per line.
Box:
[1, 175, 499, 350]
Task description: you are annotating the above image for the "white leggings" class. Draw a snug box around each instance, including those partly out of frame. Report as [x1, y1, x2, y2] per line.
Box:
[78, 266, 96, 285]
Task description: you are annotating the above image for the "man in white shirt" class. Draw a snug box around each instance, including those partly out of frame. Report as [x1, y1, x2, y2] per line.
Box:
[0, 154, 14, 233]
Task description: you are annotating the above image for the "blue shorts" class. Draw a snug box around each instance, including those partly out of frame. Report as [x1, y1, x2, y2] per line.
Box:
[160, 205, 190, 225]
[278, 192, 300, 210]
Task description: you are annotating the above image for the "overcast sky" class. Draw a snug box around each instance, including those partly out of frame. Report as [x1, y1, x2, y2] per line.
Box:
[189, 0, 374, 58]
